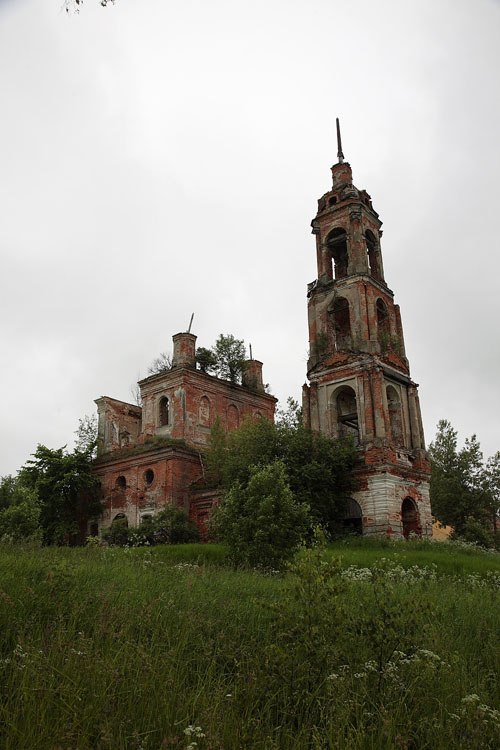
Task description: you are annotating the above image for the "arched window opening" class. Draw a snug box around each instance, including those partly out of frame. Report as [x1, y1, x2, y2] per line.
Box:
[386, 385, 404, 447]
[113, 512, 128, 526]
[402, 497, 421, 538]
[327, 228, 348, 279]
[227, 404, 239, 432]
[331, 296, 351, 350]
[115, 475, 126, 490]
[199, 396, 210, 426]
[343, 498, 363, 535]
[159, 396, 170, 426]
[376, 299, 390, 347]
[144, 469, 154, 486]
[336, 387, 359, 443]
[366, 230, 381, 280]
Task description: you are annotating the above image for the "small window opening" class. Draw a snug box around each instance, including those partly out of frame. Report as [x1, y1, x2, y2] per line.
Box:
[116, 475, 126, 490]
[144, 469, 154, 486]
[342, 498, 363, 535]
[402, 497, 421, 538]
[327, 228, 348, 279]
[159, 396, 170, 426]
[329, 196, 338, 206]
[387, 385, 404, 447]
[376, 299, 390, 346]
[113, 512, 128, 526]
[366, 229, 381, 280]
[331, 296, 351, 350]
[336, 387, 359, 443]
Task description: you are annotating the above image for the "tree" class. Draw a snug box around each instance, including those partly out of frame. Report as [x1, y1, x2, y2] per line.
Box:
[429, 420, 490, 537]
[0, 476, 41, 543]
[75, 414, 98, 458]
[206, 413, 358, 535]
[275, 396, 302, 429]
[147, 352, 173, 376]
[196, 346, 218, 374]
[64, 0, 115, 12]
[483, 451, 500, 537]
[19, 445, 102, 545]
[212, 334, 247, 383]
[212, 461, 310, 568]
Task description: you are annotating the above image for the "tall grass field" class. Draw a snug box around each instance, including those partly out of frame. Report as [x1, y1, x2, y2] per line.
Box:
[1, 538, 500, 749]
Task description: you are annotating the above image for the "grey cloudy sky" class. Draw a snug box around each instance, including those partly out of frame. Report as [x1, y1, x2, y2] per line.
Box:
[1, 0, 499, 476]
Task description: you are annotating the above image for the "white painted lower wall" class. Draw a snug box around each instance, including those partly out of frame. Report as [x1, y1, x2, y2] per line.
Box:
[352, 473, 432, 538]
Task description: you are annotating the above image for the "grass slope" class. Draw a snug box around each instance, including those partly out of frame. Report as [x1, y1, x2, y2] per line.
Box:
[0, 539, 499, 749]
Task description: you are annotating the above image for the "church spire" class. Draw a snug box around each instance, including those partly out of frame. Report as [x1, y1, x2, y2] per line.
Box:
[336, 117, 344, 164]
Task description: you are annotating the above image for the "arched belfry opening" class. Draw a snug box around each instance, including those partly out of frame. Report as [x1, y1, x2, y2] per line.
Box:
[386, 385, 404, 446]
[376, 299, 390, 345]
[327, 228, 348, 279]
[159, 396, 170, 426]
[366, 230, 381, 280]
[303, 122, 432, 539]
[343, 498, 363, 535]
[402, 497, 421, 538]
[336, 386, 359, 443]
[331, 297, 351, 350]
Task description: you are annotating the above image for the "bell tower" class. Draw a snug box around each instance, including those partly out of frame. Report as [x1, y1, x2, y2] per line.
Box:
[302, 121, 432, 537]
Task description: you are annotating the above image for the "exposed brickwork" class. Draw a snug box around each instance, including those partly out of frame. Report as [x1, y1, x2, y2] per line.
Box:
[303, 158, 432, 537]
[93, 332, 276, 535]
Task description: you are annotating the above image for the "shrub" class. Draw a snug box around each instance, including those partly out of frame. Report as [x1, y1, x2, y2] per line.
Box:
[0, 478, 42, 543]
[212, 460, 310, 568]
[102, 517, 130, 546]
[151, 506, 200, 544]
[452, 518, 494, 549]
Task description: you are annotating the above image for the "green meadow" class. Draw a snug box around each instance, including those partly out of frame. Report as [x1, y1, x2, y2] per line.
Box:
[1, 539, 500, 749]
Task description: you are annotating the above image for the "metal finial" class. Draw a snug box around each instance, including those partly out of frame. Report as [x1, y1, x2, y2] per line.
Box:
[249, 343, 253, 360]
[336, 118, 344, 164]
[187, 312, 194, 333]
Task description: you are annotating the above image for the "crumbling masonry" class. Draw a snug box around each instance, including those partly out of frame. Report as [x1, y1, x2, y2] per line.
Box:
[302, 133, 432, 537]
[92, 132, 432, 539]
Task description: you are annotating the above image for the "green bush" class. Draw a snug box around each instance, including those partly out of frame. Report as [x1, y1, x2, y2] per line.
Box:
[102, 506, 199, 547]
[212, 460, 310, 568]
[452, 517, 494, 549]
[0, 478, 41, 543]
[102, 517, 130, 546]
[150, 506, 200, 544]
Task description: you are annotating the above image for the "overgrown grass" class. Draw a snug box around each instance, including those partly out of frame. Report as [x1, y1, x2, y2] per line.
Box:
[1, 539, 500, 749]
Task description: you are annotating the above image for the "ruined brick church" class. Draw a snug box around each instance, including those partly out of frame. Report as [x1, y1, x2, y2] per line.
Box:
[93, 125, 432, 539]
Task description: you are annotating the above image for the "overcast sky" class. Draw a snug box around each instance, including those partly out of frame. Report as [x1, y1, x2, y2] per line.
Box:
[1, 0, 499, 476]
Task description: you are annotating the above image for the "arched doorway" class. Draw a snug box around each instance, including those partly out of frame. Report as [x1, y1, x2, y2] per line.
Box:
[402, 497, 421, 538]
[343, 498, 363, 535]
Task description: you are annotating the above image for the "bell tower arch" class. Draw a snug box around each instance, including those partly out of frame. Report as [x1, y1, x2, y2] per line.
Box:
[303, 120, 432, 538]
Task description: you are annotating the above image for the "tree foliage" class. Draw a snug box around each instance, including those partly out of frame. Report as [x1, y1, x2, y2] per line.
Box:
[147, 352, 173, 376]
[211, 334, 247, 383]
[212, 461, 310, 568]
[207, 412, 358, 536]
[75, 414, 98, 458]
[195, 346, 218, 374]
[429, 419, 495, 542]
[0, 476, 41, 543]
[19, 445, 102, 545]
[102, 506, 199, 546]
